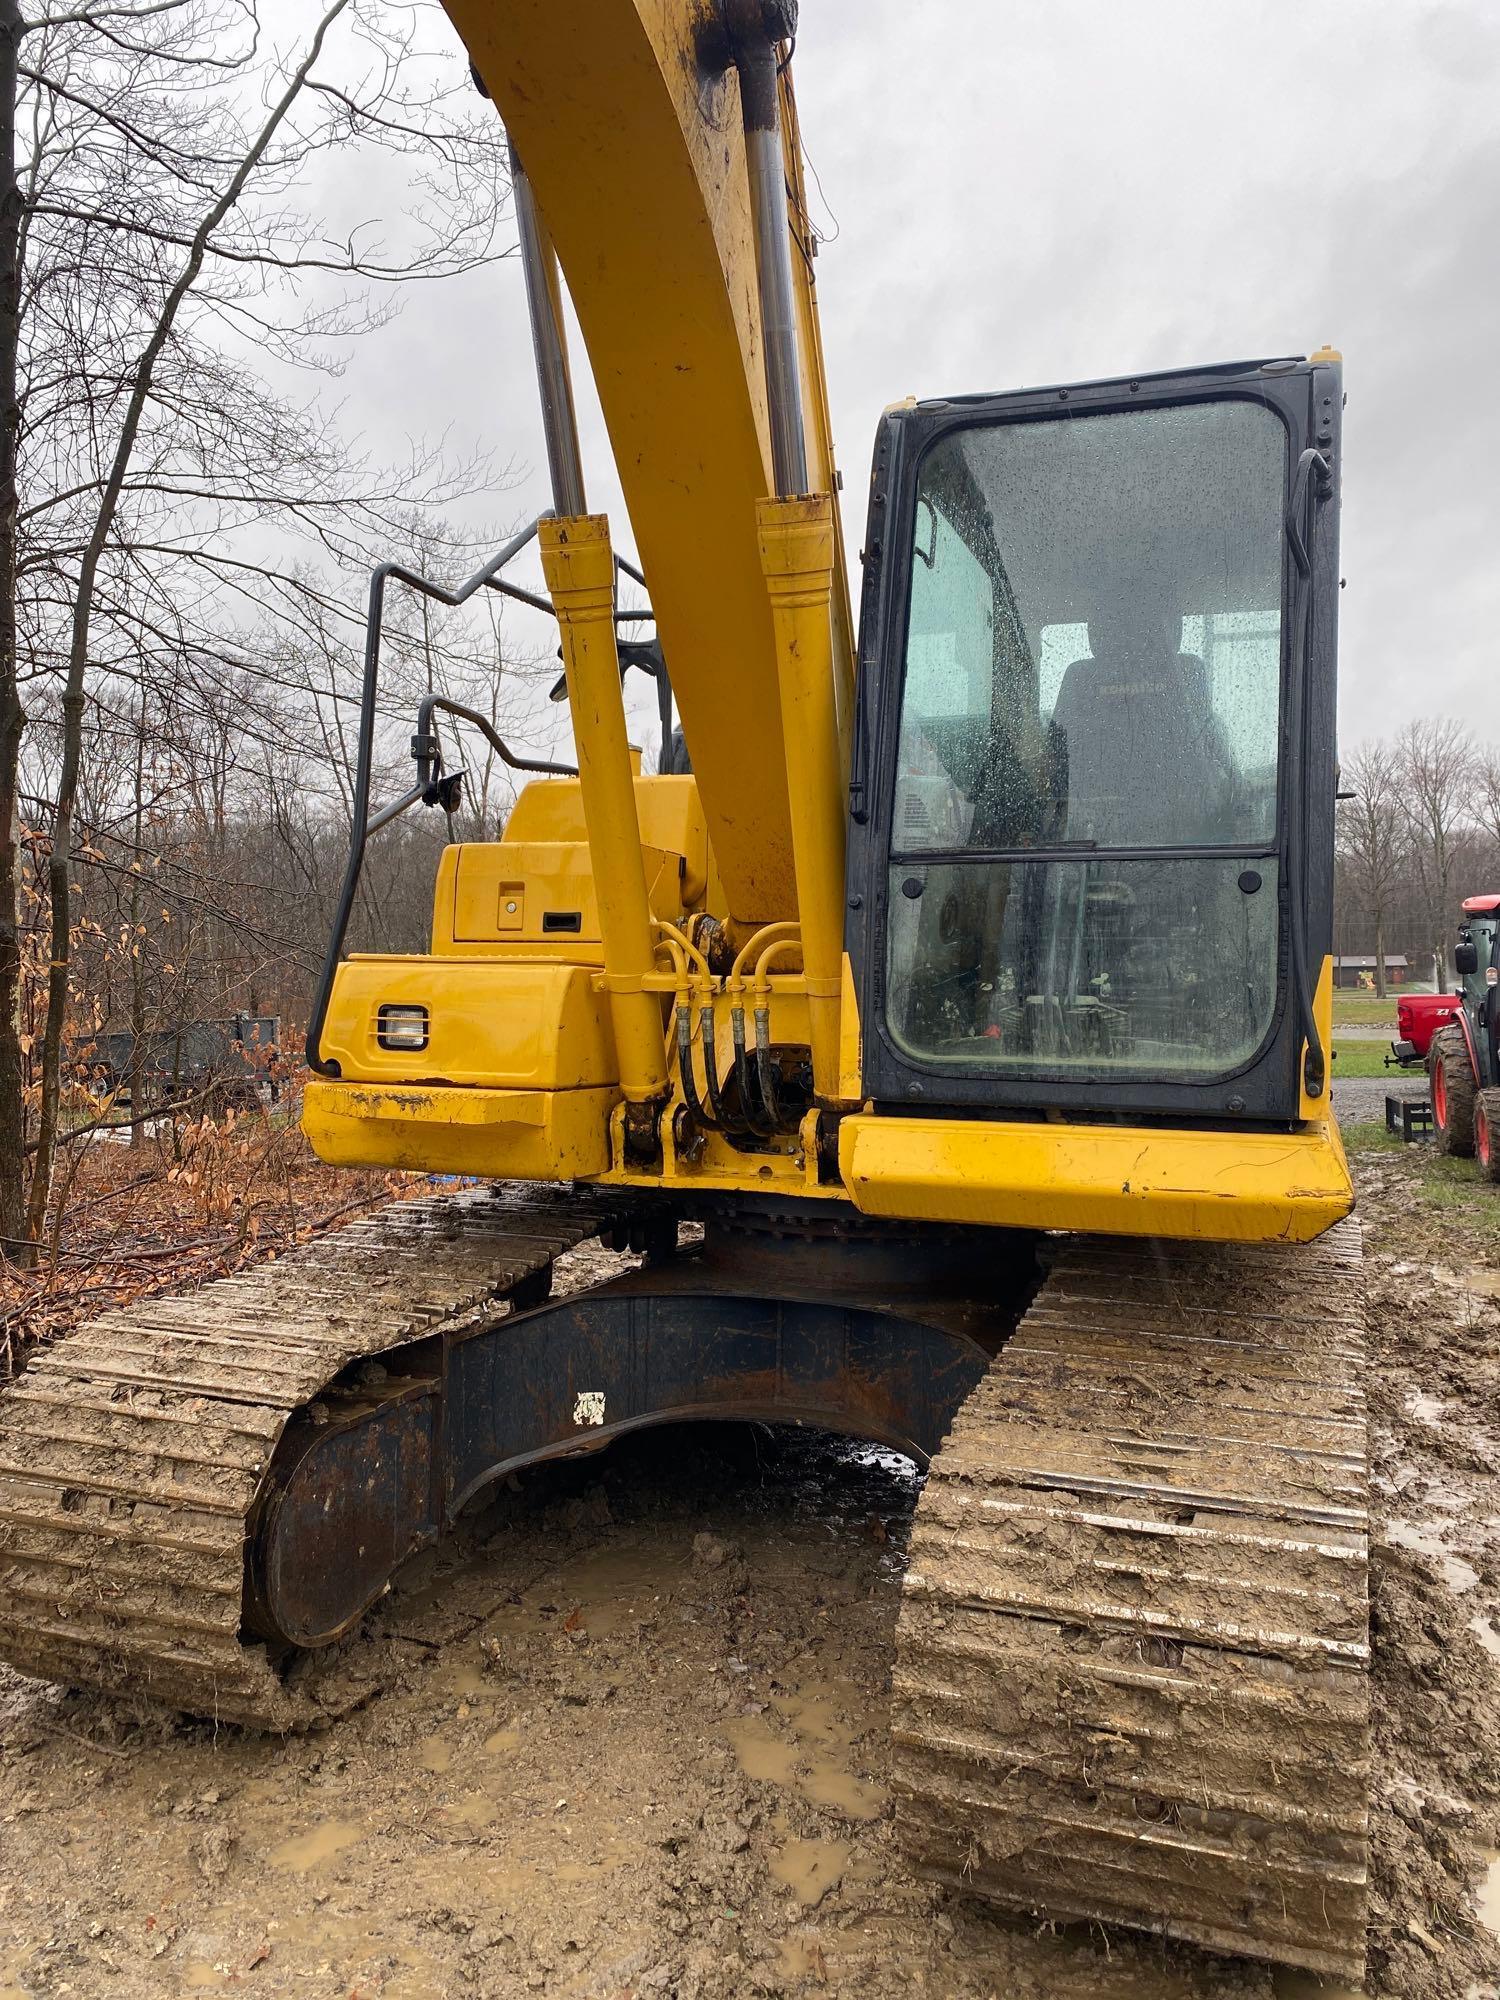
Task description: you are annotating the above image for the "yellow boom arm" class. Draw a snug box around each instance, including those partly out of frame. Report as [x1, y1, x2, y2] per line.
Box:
[445, 0, 853, 933]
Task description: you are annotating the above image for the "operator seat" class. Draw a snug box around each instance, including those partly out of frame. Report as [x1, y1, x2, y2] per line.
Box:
[1049, 615, 1234, 848]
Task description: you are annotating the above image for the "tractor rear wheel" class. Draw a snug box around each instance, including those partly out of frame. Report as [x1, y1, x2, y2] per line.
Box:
[1475, 1089, 1500, 1182]
[1430, 1024, 1477, 1157]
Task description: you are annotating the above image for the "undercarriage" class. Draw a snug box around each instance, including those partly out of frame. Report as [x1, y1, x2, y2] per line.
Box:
[0, 1187, 1366, 1976]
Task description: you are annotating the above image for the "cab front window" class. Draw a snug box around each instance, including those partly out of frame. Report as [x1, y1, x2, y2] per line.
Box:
[885, 397, 1288, 1082]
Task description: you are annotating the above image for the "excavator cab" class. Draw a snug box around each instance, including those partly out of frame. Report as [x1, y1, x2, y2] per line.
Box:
[849, 357, 1343, 1128]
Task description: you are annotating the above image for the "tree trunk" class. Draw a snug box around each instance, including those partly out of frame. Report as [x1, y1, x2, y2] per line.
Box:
[1373, 912, 1387, 1000]
[128, 691, 146, 1148]
[0, 0, 24, 1255]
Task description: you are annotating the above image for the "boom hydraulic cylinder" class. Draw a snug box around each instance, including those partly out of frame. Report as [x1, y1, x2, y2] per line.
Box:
[758, 493, 845, 1102]
[539, 515, 668, 1116]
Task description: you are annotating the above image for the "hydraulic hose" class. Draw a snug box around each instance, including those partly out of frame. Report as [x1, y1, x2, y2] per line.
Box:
[700, 1000, 744, 1133]
[730, 993, 777, 1138]
[749, 936, 804, 1137]
[754, 1003, 783, 1132]
[676, 1000, 709, 1131]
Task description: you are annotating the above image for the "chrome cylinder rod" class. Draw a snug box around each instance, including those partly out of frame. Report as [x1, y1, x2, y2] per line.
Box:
[510, 141, 587, 519]
[735, 33, 807, 499]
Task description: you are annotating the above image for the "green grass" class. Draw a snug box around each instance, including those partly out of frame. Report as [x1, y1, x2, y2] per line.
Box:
[1331, 1038, 1401, 1078]
[1331, 992, 1400, 1029]
[1342, 1119, 1402, 1154]
[1398, 1165, 1500, 1250]
[1344, 1118, 1500, 1256]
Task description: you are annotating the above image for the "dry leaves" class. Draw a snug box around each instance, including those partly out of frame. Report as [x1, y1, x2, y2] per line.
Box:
[0, 1091, 414, 1374]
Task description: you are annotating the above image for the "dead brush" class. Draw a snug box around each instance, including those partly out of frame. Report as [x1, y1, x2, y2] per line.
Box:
[1, 1087, 409, 1373]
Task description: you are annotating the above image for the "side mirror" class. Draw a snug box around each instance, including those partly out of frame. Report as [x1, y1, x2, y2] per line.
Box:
[1455, 941, 1479, 977]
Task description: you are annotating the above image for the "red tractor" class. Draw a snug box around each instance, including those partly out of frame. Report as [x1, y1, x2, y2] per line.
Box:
[1389, 989, 1462, 1067]
[1429, 895, 1500, 1176]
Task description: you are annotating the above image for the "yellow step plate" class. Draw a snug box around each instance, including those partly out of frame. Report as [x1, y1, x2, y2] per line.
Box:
[837, 1114, 1353, 1244]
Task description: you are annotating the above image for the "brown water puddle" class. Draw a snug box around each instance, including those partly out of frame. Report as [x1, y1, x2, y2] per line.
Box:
[486, 1539, 682, 1643]
[1386, 1518, 1482, 1595]
[725, 1674, 888, 1823]
[1479, 1849, 1500, 1933]
[455, 1851, 626, 1902]
[417, 1733, 452, 1774]
[777, 1932, 830, 1981]
[770, 1835, 851, 1906]
[265, 1817, 365, 1873]
[725, 1715, 800, 1785]
[436, 1659, 489, 1698]
[442, 1789, 505, 1832]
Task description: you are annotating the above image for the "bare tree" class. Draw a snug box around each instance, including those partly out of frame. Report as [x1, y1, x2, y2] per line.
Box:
[1396, 717, 1476, 989]
[1475, 749, 1500, 858]
[27, 1, 357, 1242]
[3, 0, 516, 1252]
[0, 0, 24, 1246]
[1337, 740, 1409, 998]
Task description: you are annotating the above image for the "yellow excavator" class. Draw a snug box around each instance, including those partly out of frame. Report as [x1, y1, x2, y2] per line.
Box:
[0, 0, 1368, 1980]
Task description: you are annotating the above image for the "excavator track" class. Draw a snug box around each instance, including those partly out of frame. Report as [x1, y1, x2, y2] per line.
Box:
[0, 1183, 632, 1731]
[892, 1219, 1369, 1981]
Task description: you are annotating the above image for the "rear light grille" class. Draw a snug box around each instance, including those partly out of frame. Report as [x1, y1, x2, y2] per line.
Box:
[376, 1004, 429, 1052]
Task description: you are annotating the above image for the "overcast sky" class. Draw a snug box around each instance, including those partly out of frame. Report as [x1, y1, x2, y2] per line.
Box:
[325, 0, 1500, 756]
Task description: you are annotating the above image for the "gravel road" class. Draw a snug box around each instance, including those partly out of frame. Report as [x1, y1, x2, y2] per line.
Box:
[1335, 1073, 1425, 1126]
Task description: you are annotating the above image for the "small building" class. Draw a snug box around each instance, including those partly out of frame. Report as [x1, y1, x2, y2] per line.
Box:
[1332, 954, 1410, 990]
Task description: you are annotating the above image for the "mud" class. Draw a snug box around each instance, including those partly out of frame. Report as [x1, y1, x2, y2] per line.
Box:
[1359, 1148, 1500, 2000]
[0, 1150, 1497, 2000]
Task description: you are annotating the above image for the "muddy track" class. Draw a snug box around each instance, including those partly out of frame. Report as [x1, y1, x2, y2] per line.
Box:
[893, 1221, 1370, 1980]
[0, 1185, 635, 1728]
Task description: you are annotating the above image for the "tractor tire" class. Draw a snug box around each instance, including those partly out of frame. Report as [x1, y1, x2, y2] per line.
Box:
[1475, 1089, 1500, 1182]
[1430, 1024, 1477, 1158]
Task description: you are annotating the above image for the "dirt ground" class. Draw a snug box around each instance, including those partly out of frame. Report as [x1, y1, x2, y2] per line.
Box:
[2, 1146, 1498, 2000]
